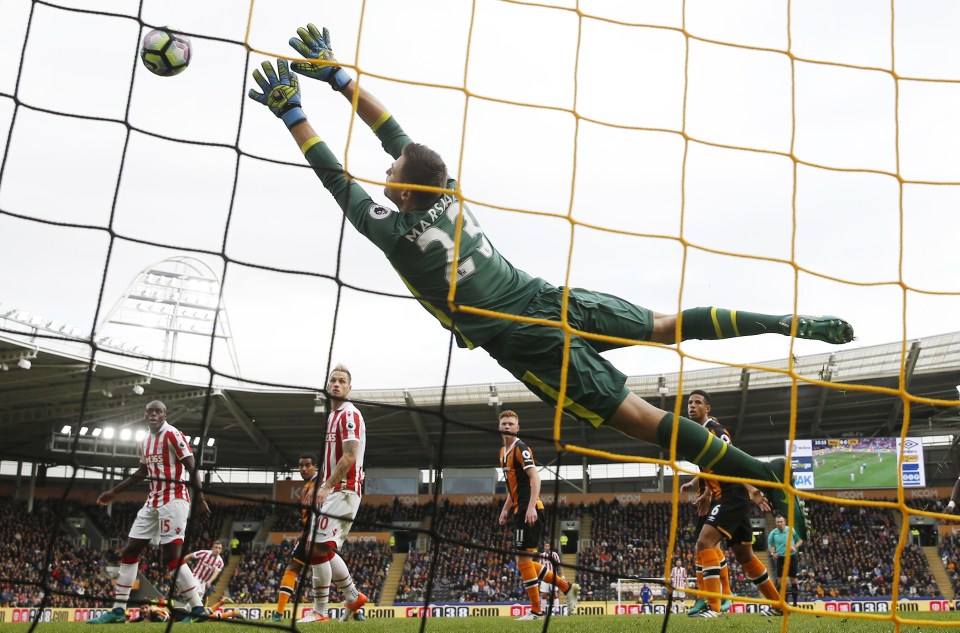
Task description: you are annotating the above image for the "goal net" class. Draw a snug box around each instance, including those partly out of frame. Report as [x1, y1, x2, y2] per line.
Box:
[1, 0, 959, 630]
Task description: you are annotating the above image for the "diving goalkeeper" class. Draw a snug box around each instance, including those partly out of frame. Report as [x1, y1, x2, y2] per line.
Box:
[248, 24, 856, 540]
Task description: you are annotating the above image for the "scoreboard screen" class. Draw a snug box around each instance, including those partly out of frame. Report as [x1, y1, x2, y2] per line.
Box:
[785, 437, 926, 490]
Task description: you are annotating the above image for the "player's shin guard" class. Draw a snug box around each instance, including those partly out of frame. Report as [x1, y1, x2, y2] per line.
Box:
[718, 550, 731, 596]
[742, 556, 781, 602]
[697, 549, 722, 612]
[518, 560, 542, 614]
[172, 561, 204, 609]
[113, 560, 139, 610]
[534, 561, 571, 594]
[330, 553, 360, 604]
[276, 570, 298, 613]
[311, 562, 332, 617]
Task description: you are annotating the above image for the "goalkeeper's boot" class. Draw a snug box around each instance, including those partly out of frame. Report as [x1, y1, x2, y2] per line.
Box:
[687, 598, 709, 616]
[763, 458, 809, 541]
[778, 315, 854, 345]
[268, 612, 284, 623]
[720, 598, 733, 612]
[181, 605, 208, 623]
[565, 583, 580, 615]
[338, 592, 367, 622]
[87, 607, 127, 624]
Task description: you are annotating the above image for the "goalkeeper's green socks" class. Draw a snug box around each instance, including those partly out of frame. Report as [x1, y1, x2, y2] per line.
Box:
[680, 307, 781, 340]
[656, 413, 770, 482]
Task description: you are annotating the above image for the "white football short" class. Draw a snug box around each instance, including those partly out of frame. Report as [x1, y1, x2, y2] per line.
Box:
[306, 490, 360, 549]
[128, 499, 191, 544]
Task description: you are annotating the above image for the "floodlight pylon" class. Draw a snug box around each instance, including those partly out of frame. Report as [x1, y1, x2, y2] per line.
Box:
[98, 256, 241, 379]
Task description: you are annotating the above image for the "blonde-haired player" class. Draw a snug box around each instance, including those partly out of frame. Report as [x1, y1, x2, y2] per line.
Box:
[290, 365, 369, 623]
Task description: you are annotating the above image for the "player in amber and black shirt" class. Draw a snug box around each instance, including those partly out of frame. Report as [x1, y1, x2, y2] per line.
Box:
[272, 452, 320, 620]
[248, 22, 858, 543]
[497, 410, 578, 620]
[680, 390, 783, 619]
[682, 390, 735, 614]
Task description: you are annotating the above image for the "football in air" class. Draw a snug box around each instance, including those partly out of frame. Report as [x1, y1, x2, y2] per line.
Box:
[141, 27, 191, 77]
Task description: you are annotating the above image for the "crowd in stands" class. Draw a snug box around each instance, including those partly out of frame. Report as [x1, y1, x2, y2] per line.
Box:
[0, 499, 114, 608]
[272, 495, 429, 534]
[395, 501, 523, 603]
[228, 501, 274, 523]
[577, 498, 756, 601]
[939, 535, 960, 597]
[226, 544, 286, 604]
[577, 497, 947, 603]
[795, 500, 941, 600]
[3, 493, 958, 609]
[226, 540, 393, 605]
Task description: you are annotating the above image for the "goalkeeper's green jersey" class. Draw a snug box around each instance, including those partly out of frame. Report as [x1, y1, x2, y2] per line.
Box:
[303, 116, 546, 349]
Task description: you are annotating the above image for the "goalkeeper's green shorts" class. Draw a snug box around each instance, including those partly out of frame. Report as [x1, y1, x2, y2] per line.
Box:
[483, 285, 654, 428]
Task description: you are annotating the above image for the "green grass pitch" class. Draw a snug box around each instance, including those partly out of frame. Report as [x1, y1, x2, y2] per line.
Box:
[7, 613, 960, 632]
[813, 450, 898, 490]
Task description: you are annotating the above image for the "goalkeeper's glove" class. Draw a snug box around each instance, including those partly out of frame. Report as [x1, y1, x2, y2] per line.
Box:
[247, 59, 306, 129]
[289, 24, 352, 91]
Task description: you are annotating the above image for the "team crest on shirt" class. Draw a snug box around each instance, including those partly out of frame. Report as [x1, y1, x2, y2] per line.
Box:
[368, 203, 391, 220]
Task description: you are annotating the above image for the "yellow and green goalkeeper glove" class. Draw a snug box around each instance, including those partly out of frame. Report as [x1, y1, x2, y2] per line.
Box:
[247, 59, 306, 129]
[289, 24, 352, 91]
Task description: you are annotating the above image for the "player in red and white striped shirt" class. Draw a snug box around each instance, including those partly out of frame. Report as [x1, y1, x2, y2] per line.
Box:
[671, 560, 689, 612]
[87, 400, 210, 624]
[293, 365, 368, 624]
[184, 540, 225, 603]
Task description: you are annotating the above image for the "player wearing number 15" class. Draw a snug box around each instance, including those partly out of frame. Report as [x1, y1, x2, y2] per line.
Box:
[248, 23, 858, 543]
[87, 401, 210, 624]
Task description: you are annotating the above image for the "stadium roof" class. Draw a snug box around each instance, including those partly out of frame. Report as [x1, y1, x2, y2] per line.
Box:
[0, 330, 959, 475]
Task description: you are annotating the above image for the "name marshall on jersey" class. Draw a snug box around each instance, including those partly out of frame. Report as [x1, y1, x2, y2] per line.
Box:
[399, 194, 455, 241]
[305, 114, 544, 350]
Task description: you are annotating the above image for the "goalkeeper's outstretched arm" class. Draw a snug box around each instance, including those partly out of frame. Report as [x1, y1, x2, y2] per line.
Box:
[288, 22, 408, 159]
[247, 58, 402, 254]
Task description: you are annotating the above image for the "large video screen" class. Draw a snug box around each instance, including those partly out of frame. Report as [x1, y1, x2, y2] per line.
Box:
[787, 437, 926, 490]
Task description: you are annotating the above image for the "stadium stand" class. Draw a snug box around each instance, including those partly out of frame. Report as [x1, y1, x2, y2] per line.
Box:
[939, 535, 960, 597]
[0, 499, 114, 608]
[395, 501, 525, 604]
[2, 494, 957, 609]
[798, 500, 941, 599]
[225, 540, 393, 605]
